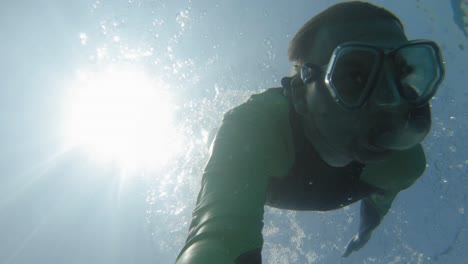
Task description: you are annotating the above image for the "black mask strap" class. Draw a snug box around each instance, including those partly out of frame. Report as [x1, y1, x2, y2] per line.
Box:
[281, 76, 308, 115]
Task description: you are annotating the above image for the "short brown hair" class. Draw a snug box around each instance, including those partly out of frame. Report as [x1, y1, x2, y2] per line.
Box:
[288, 1, 404, 62]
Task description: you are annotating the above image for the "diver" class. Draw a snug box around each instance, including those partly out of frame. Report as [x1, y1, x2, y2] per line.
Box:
[176, 2, 445, 263]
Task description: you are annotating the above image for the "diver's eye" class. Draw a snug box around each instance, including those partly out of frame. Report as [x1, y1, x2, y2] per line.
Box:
[338, 69, 369, 91]
[350, 70, 367, 86]
[394, 54, 414, 78]
[331, 68, 369, 105]
[332, 67, 369, 92]
[398, 64, 414, 78]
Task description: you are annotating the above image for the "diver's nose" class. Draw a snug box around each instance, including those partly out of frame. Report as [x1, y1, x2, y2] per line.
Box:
[370, 63, 401, 108]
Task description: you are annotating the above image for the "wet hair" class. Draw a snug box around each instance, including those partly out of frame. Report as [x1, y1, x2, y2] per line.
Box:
[288, 1, 404, 63]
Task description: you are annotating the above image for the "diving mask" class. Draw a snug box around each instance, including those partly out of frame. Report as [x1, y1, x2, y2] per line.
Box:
[300, 40, 445, 110]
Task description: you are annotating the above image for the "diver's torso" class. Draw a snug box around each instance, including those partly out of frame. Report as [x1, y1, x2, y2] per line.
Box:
[265, 87, 379, 211]
[265, 138, 378, 211]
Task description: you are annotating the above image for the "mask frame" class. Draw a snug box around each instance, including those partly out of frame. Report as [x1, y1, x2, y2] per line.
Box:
[300, 40, 445, 110]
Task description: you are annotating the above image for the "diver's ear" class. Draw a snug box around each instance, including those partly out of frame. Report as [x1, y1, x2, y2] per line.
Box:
[290, 75, 309, 116]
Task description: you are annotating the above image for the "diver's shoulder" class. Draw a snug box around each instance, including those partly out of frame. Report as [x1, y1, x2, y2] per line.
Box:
[226, 87, 288, 118]
[247, 87, 288, 104]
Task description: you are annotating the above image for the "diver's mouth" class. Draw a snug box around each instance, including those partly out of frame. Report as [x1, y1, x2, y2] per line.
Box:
[359, 138, 387, 153]
[368, 106, 431, 151]
[372, 123, 429, 151]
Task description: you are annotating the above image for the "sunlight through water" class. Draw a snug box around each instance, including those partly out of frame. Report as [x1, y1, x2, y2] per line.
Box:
[62, 65, 182, 170]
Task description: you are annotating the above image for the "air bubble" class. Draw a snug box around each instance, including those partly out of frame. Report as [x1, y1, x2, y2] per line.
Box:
[79, 33, 88, 45]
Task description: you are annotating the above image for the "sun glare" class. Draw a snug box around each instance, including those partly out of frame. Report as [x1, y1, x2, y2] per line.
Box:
[63, 66, 181, 169]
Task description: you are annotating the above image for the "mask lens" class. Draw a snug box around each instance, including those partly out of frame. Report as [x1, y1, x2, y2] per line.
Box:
[329, 47, 380, 108]
[393, 43, 444, 104]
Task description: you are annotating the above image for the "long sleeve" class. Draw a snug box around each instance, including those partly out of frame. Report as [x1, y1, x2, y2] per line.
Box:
[342, 144, 427, 257]
[358, 144, 427, 235]
[176, 89, 293, 264]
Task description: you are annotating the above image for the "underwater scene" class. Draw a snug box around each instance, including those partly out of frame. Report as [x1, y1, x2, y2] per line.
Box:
[0, 0, 467, 263]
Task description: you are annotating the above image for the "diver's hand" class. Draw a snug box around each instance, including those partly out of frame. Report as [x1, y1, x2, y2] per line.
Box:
[342, 234, 369, 258]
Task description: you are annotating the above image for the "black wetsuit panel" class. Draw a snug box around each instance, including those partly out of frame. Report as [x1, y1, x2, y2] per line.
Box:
[235, 248, 262, 264]
[266, 88, 378, 211]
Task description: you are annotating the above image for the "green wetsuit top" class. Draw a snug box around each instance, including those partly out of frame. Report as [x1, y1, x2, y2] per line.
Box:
[176, 88, 426, 264]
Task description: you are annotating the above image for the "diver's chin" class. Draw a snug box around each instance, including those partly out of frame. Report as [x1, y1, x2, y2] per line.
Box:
[303, 118, 353, 167]
[319, 152, 353, 167]
[308, 136, 352, 167]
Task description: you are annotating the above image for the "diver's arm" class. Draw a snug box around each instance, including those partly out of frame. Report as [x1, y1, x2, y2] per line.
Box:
[176, 89, 292, 263]
[343, 144, 427, 257]
[359, 189, 398, 239]
[357, 197, 384, 240]
[342, 193, 396, 257]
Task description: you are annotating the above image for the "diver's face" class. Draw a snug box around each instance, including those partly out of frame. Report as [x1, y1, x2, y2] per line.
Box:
[300, 19, 432, 166]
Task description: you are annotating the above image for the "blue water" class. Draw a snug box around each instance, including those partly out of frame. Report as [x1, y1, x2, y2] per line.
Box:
[0, 1, 466, 263]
